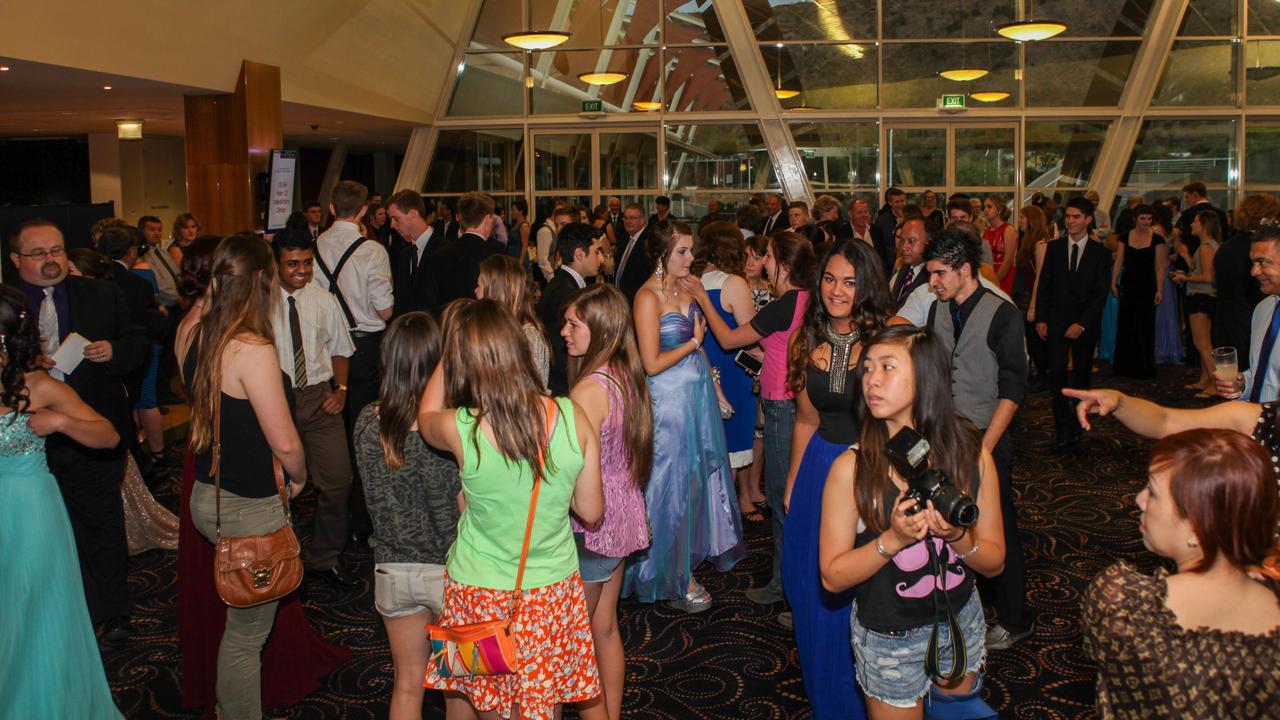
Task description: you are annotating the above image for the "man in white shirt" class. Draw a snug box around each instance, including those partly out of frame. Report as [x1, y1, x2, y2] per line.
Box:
[536, 205, 574, 282]
[387, 190, 440, 316]
[614, 202, 653, 303]
[1218, 225, 1280, 403]
[889, 218, 930, 311]
[312, 179, 392, 546]
[272, 229, 358, 587]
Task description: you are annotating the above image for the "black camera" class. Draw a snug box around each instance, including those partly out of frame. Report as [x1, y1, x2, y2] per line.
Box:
[885, 427, 979, 529]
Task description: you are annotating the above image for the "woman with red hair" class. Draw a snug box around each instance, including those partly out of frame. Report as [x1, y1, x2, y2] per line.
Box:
[1082, 428, 1280, 717]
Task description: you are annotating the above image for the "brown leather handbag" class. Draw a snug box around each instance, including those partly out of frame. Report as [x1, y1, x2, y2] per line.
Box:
[210, 397, 303, 608]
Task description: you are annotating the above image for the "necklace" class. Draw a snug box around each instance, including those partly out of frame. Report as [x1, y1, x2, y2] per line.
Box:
[822, 320, 859, 395]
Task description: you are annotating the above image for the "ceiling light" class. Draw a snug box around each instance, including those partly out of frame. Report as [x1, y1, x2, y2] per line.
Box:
[0, 66, 10, 72]
[787, 105, 818, 111]
[502, 31, 571, 51]
[578, 71, 627, 85]
[632, 101, 662, 111]
[970, 91, 1010, 102]
[938, 68, 989, 82]
[102, 85, 113, 90]
[116, 119, 143, 141]
[774, 88, 800, 99]
[996, 20, 1067, 42]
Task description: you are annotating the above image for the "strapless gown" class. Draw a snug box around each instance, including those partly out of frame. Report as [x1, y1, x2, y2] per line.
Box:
[0, 412, 123, 718]
[624, 307, 745, 602]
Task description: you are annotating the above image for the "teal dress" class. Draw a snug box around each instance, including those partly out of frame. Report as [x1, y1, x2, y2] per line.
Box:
[0, 412, 122, 718]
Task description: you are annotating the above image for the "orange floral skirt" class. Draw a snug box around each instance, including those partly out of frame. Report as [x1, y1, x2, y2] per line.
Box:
[425, 572, 600, 719]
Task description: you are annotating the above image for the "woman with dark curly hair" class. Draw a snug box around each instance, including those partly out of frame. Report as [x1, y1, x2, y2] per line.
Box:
[0, 284, 123, 718]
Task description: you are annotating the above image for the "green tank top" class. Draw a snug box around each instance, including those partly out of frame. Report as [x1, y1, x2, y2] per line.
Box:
[445, 397, 585, 590]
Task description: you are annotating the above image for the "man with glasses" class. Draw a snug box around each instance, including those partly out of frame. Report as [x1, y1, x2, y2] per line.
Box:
[7, 218, 148, 642]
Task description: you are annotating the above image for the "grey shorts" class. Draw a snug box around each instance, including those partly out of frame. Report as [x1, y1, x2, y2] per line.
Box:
[574, 533, 624, 584]
[373, 562, 446, 618]
[850, 593, 987, 708]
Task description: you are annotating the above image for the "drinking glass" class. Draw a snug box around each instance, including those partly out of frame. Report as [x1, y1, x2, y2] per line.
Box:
[1212, 347, 1237, 383]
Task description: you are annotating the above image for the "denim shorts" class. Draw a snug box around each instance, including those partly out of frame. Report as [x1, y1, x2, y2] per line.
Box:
[849, 593, 987, 708]
[574, 533, 623, 584]
[373, 562, 445, 618]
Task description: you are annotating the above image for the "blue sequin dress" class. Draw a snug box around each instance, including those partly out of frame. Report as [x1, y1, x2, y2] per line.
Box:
[0, 412, 122, 718]
[624, 306, 745, 601]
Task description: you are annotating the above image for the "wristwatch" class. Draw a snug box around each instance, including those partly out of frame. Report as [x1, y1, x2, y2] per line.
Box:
[333, 383, 348, 392]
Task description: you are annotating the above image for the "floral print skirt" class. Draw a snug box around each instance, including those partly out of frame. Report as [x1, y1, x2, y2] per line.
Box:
[425, 572, 600, 719]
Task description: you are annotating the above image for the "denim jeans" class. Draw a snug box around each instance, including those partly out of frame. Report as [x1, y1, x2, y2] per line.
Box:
[761, 397, 795, 592]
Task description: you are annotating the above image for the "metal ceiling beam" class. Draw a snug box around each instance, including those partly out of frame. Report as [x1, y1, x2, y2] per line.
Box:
[709, 0, 812, 204]
[1087, 0, 1191, 210]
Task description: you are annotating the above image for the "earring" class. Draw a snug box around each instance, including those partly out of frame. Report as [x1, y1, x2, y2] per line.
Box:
[1186, 538, 1200, 548]
[655, 259, 665, 279]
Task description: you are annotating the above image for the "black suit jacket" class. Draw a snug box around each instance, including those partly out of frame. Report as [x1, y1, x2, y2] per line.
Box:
[433, 219, 460, 246]
[27, 276, 148, 457]
[434, 232, 501, 309]
[613, 226, 653, 304]
[538, 268, 582, 395]
[1034, 238, 1112, 333]
[873, 211, 899, 277]
[109, 263, 162, 402]
[762, 211, 785, 236]
[392, 233, 447, 317]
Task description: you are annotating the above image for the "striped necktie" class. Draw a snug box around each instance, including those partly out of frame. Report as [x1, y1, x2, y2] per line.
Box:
[288, 295, 307, 388]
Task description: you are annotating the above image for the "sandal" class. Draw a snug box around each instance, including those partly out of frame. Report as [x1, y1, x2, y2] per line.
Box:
[668, 581, 713, 613]
[741, 507, 765, 523]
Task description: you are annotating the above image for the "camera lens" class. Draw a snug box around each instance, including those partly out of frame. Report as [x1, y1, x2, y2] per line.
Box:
[933, 486, 979, 528]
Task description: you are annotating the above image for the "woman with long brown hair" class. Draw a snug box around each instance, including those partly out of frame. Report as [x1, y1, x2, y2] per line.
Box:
[630, 220, 744, 613]
[1172, 210, 1222, 395]
[1016, 205, 1052, 387]
[981, 196, 1017, 295]
[419, 299, 604, 720]
[177, 235, 309, 720]
[560, 283, 652, 720]
[354, 311, 459, 720]
[477, 254, 550, 390]
[168, 212, 200, 266]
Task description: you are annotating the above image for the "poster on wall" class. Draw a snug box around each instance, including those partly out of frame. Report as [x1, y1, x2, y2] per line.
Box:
[265, 149, 298, 233]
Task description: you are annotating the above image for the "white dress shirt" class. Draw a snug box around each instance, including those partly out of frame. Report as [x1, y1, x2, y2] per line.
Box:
[273, 284, 356, 388]
[1066, 233, 1089, 270]
[1243, 295, 1280, 403]
[617, 225, 647, 280]
[897, 274, 1014, 327]
[413, 226, 435, 261]
[312, 220, 394, 332]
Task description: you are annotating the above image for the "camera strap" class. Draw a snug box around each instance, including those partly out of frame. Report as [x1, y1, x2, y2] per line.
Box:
[924, 537, 968, 685]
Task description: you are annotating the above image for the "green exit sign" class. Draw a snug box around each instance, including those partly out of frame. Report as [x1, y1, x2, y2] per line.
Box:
[941, 94, 965, 109]
[581, 100, 604, 113]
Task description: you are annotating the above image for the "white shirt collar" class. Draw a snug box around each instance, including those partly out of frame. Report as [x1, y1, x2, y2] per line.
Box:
[562, 265, 587, 288]
[631, 224, 647, 241]
[414, 226, 434, 256]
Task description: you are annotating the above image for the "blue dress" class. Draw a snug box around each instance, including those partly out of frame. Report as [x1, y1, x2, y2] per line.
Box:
[1097, 291, 1119, 362]
[624, 306, 745, 601]
[700, 270, 755, 467]
[0, 412, 122, 718]
[1155, 273, 1184, 364]
[781, 364, 867, 720]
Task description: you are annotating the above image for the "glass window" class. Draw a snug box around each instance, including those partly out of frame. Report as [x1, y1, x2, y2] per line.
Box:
[448, 54, 526, 117]
[1025, 41, 1139, 107]
[1152, 41, 1239, 107]
[955, 127, 1016, 187]
[789, 121, 878, 191]
[883, 0, 1015, 39]
[1246, 124, 1280, 186]
[668, 193, 758, 224]
[881, 43, 1017, 109]
[665, 0, 726, 44]
[468, 0, 523, 51]
[1179, 0, 1237, 36]
[888, 127, 946, 188]
[1038, 0, 1154, 38]
[766, 44, 877, 110]
[1246, 41, 1280, 106]
[665, 123, 778, 190]
[742, 0, 876, 43]
[1025, 121, 1110, 192]
[426, 129, 525, 194]
[1251, 0, 1280, 36]
[534, 134, 591, 191]
[530, 0, 659, 49]
[1121, 119, 1238, 188]
[664, 45, 750, 112]
[600, 132, 659, 188]
[529, 49, 656, 114]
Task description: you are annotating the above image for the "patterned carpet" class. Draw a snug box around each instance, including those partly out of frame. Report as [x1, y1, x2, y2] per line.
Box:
[102, 366, 1207, 719]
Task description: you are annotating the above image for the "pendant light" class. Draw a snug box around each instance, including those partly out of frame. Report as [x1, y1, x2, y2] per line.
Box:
[578, 2, 627, 86]
[632, 101, 662, 111]
[502, 31, 572, 50]
[996, 1, 1065, 42]
[940, 0, 988, 82]
[970, 91, 1010, 102]
[774, 45, 798, 100]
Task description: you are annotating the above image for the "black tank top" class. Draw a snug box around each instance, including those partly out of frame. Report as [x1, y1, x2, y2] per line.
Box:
[805, 363, 859, 444]
[851, 460, 981, 633]
[183, 339, 283, 499]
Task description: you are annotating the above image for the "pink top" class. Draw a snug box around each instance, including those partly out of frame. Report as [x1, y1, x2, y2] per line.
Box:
[752, 290, 809, 400]
[570, 369, 651, 557]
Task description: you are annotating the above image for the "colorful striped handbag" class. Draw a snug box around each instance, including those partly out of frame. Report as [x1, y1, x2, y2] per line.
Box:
[426, 398, 559, 678]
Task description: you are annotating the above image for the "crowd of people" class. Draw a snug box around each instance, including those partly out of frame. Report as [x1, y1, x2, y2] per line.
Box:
[4, 175, 1280, 720]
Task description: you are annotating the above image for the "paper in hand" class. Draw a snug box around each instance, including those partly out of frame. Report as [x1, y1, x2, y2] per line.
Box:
[50, 332, 91, 377]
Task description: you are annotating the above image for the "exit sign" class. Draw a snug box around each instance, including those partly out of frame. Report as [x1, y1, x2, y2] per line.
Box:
[941, 94, 965, 109]
[581, 100, 604, 113]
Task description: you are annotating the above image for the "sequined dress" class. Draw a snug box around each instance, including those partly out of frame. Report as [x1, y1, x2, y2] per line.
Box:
[0, 412, 123, 718]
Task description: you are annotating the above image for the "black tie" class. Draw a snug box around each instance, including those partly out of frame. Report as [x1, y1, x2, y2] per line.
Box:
[952, 304, 964, 343]
[409, 243, 420, 280]
[288, 296, 307, 389]
[1070, 242, 1080, 273]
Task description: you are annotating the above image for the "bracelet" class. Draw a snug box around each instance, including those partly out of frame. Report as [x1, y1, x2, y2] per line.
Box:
[875, 537, 897, 560]
[951, 538, 980, 561]
[690, 337, 701, 351]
